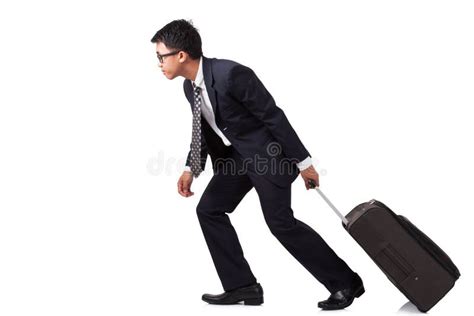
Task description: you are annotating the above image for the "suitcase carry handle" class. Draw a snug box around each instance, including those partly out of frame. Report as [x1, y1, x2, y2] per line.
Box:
[308, 179, 349, 226]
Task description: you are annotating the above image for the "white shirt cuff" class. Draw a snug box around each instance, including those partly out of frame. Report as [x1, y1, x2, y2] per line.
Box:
[183, 165, 192, 173]
[296, 156, 312, 171]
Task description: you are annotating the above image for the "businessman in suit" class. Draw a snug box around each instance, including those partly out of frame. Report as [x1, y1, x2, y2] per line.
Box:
[151, 20, 364, 310]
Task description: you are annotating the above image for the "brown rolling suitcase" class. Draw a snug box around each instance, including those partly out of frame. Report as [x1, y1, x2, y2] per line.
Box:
[308, 180, 460, 312]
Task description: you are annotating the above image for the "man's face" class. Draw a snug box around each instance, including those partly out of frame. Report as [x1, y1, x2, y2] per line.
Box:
[155, 42, 181, 80]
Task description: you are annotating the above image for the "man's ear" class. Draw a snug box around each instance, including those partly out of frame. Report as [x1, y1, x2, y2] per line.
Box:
[178, 51, 188, 63]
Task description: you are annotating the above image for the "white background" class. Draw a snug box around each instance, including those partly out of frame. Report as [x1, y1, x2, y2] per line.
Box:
[0, 0, 473, 315]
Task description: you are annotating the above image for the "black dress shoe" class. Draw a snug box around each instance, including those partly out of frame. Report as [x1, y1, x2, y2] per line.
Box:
[202, 283, 264, 305]
[318, 278, 365, 310]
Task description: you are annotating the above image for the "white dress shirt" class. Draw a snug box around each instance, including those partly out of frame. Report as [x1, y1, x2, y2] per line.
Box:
[185, 57, 312, 173]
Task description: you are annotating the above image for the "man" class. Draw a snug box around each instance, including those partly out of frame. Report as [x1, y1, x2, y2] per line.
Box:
[151, 19, 364, 310]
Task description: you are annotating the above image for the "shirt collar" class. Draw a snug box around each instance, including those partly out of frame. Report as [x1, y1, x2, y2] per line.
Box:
[192, 57, 204, 89]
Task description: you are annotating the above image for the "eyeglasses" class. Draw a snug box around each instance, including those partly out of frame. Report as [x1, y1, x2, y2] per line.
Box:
[156, 51, 180, 63]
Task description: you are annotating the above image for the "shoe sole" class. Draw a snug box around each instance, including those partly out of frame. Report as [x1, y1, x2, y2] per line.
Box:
[243, 297, 264, 305]
[202, 296, 264, 305]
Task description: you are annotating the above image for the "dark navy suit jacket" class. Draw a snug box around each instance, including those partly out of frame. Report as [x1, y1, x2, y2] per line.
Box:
[183, 56, 311, 187]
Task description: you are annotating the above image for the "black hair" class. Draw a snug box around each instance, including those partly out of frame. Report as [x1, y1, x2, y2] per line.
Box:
[150, 19, 202, 60]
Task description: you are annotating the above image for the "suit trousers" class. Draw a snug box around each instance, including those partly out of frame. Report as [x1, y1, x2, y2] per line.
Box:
[196, 146, 359, 293]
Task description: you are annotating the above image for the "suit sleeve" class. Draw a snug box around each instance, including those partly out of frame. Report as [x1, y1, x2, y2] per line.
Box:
[227, 65, 311, 163]
[183, 80, 208, 174]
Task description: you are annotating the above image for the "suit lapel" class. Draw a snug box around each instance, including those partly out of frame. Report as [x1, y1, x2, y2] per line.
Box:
[184, 80, 193, 105]
[202, 56, 218, 115]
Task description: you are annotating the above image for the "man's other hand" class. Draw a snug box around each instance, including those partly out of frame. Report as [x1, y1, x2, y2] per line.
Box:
[178, 171, 194, 197]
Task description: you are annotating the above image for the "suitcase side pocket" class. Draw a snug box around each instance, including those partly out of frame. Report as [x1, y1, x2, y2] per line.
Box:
[375, 244, 415, 283]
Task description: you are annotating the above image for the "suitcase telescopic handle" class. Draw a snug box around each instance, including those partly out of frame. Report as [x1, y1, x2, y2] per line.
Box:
[308, 180, 349, 226]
